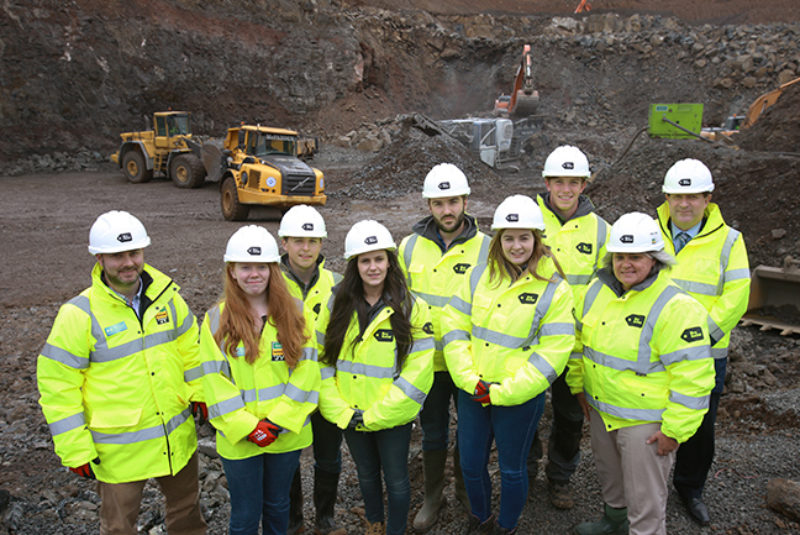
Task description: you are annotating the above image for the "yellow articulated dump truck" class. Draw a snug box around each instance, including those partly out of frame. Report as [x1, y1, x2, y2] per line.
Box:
[110, 111, 207, 188]
[202, 124, 326, 221]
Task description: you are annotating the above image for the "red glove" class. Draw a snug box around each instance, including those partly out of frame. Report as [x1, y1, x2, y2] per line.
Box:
[192, 402, 208, 425]
[69, 458, 100, 479]
[472, 379, 492, 404]
[247, 420, 282, 447]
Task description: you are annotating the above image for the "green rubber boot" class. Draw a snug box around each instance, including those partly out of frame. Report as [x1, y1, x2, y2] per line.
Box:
[574, 503, 629, 535]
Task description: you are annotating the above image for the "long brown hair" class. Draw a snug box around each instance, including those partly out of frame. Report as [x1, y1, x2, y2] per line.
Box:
[322, 250, 413, 370]
[487, 228, 566, 286]
[214, 263, 307, 367]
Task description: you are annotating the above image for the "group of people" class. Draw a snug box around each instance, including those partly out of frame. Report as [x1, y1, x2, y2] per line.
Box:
[36, 145, 750, 535]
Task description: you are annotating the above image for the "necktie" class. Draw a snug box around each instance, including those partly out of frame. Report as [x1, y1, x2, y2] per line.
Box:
[674, 232, 690, 253]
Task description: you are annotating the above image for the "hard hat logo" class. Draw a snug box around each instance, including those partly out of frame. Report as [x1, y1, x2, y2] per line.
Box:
[678, 178, 691, 186]
[117, 232, 132, 243]
[438, 181, 451, 190]
[365, 236, 378, 245]
[506, 213, 519, 222]
[247, 246, 262, 255]
[302, 223, 314, 231]
[620, 234, 634, 243]
[562, 162, 575, 170]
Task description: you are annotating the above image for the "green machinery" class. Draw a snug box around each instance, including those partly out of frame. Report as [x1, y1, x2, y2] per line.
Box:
[648, 103, 704, 139]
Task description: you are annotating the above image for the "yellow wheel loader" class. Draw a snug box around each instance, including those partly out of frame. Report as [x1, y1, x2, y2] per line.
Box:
[110, 111, 206, 188]
[201, 124, 326, 221]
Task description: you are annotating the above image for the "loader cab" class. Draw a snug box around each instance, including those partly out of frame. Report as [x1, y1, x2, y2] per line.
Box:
[154, 112, 191, 150]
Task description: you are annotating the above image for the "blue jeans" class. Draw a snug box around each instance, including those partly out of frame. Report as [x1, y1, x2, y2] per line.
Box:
[457, 390, 545, 531]
[222, 450, 301, 535]
[344, 423, 412, 535]
[419, 371, 458, 451]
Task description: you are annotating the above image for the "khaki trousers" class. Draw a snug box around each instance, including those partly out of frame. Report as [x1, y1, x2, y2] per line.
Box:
[589, 409, 674, 535]
[98, 451, 206, 535]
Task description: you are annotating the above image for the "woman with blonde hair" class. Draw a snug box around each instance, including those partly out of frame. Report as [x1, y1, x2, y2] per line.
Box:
[441, 195, 575, 534]
[200, 225, 320, 535]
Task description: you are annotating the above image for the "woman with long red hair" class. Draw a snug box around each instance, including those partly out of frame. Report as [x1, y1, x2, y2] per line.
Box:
[199, 225, 320, 535]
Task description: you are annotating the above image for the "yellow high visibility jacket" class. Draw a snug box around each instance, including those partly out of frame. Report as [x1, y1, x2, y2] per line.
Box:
[37, 263, 202, 484]
[441, 260, 575, 406]
[317, 293, 434, 431]
[537, 193, 609, 297]
[199, 301, 320, 460]
[280, 254, 342, 321]
[566, 268, 715, 443]
[656, 202, 750, 359]
[399, 214, 490, 372]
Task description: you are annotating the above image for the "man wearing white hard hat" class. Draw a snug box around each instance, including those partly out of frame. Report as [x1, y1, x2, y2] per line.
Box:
[568, 212, 714, 535]
[398, 163, 489, 530]
[37, 210, 206, 534]
[277, 206, 346, 535]
[657, 158, 750, 526]
[530, 145, 610, 509]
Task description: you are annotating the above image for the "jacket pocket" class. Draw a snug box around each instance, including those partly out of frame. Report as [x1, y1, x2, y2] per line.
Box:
[89, 407, 143, 430]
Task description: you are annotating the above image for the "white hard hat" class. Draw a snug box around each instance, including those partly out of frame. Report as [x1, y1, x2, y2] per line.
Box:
[491, 195, 545, 231]
[224, 225, 280, 263]
[88, 210, 151, 255]
[607, 212, 664, 253]
[542, 145, 590, 178]
[278, 205, 327, 238]
[662, 158, 714, 194]
[344, 220, 396, 260]
[422, 163, 471, 198]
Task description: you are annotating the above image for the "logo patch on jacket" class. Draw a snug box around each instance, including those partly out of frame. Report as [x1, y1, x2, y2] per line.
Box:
[155, 309, 170, 325]
[374, 329, 394, 342]
[422, 322, 434, 335]
[313, 302, 322, 315]
[518, 293, 538, 305]
[576, 242, 593, 255]
[271, 341, 285, 361]
[104, 321, 127, 336]
[453, 263, 471, 274]
[625, 314, 645, 328]
[681, 326, 704, 343]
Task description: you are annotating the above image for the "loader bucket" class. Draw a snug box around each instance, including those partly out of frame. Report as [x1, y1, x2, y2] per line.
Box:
[740, 265, 800, 336]
[201, 142, 224, 183]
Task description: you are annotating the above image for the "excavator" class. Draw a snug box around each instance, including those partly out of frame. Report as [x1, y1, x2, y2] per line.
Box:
[494, 44, 540, 118]
[701, 76, 800, 141]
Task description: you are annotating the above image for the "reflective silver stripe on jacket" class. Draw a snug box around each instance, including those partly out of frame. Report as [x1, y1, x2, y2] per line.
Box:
[209, 395, 246, 419]
[594, 218, 608, 273]
[201, 359, 231, 378]
[40, 343, 89, 370]
[707, 316, 725, 352]
[91, 408, 191, 444]
[670, 390, 710, 411]
[243, 384, 285, 403]
[48, 412, 86, 436]
[568, 351, 582, 361]
[336, 359, 395, 380]
[673, 228, 748, 297]
[410, 336, 436, 354]
[184, 364, 204, 382]
[584, 346, 666, 375]
[394, 376, 427, 405]
[659, 345, 710, 366]
[442, 329, 470, 347]
[477, 237, 490, 265]
[414, 291, 449, 308]
[566, 274, 592, 286]
[321, 366, 336, 380]
[402, 234, 419, 287]
[586, 392, 665, 421]
[710, 346, 728, 360]
[299, 346, 318, 362]
[448, 295, 471, 316]
[527, 351, 559, 385]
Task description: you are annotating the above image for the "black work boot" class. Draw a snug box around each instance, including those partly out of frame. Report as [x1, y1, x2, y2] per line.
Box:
[313, 468, 345, 535]
[288, 468, 305, 534]
[463, 514, 494, 535]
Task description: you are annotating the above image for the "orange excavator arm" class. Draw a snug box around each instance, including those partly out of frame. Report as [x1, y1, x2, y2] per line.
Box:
[574, 0, 591, 13]
[508, 44, 540, 117]
[744, 76, 800, 128]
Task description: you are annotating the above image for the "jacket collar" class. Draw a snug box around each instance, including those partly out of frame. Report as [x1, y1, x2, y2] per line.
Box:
[540, 193, 596, 224]
[412, 213, 480, 252]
